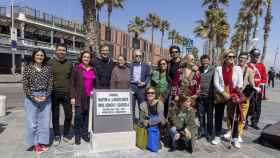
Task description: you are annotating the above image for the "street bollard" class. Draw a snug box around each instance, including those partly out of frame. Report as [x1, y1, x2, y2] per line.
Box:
[0, 95, 7, 117]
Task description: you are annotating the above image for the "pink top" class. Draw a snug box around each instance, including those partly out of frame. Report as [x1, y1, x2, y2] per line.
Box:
[78, 63, 95, 96]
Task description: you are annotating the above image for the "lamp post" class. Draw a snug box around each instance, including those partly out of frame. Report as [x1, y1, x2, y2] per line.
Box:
[10, 0, 17, 74]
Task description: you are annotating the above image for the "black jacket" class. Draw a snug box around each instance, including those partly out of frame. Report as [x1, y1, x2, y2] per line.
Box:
[93, 57, 115, 89]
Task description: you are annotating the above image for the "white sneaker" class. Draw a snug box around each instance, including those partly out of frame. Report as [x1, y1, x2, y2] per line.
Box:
[238, 136, 243, 143]
[233, 138, 241, 149]
[211, 136, 221, 145]
[223, 131, 231, 140]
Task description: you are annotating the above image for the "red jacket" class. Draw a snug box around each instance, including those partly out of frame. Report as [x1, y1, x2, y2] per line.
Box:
[247, 63, 267, 88]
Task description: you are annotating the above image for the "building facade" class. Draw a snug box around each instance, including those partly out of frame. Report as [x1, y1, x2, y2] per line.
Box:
[0, 5, 169, 74]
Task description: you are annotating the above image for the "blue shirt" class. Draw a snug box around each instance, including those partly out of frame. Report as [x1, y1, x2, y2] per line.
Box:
[132, 63, 142, 83]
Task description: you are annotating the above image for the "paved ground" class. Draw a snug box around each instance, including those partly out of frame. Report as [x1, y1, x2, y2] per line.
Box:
[0, 81, 280, 158]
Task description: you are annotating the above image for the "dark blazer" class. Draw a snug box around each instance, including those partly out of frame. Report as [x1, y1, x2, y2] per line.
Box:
[70, 64, 96, 111]
[130, 62, 151, 87]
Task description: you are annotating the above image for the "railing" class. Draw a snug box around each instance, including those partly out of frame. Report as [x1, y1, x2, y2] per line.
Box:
[12, 6, 84, 33]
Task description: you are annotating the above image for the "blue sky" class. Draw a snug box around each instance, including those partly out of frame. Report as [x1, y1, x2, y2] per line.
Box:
[1, 0, 280, 68]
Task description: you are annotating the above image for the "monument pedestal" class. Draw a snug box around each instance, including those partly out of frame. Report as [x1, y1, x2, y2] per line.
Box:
[90, 131, 136, 153]
[89, 90, 136, 153]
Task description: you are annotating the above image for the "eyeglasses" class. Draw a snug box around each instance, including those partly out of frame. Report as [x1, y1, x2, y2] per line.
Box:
[146, 92, 155, 95]
[227, 55, 236, 59]
[135, 55, 142, 57]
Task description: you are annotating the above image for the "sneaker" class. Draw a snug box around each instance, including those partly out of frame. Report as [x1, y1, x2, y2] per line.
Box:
[53, 136, 61, 146]
[82, 135, 90, 142]
[34, 144, 43, 154]
[63, 137, 74, 145]
[233, 138, 241, 149]
[40, 144, 49, 152]
[223, 131, 231, 140]
[211, 136, 221, 145]
[238, 136, 243, 143]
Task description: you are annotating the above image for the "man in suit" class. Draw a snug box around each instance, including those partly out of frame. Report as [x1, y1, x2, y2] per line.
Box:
[130, 49, 151, 121]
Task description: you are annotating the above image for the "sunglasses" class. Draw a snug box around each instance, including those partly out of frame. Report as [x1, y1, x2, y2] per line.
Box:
[146, 91, 155, 95]
[135, 55, 142, 57]
[227, 55, 236, 59]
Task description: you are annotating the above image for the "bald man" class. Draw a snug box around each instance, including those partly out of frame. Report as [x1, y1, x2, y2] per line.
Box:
[130, 49, 151, 121]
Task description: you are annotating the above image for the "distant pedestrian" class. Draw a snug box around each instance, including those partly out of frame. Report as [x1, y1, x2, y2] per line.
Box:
[268, 67, 275, 88]
[23, 48, 53, 154]
[70, 51, 96, 145]
[48, 43, 73, 146]
[110, 55, 130, 89]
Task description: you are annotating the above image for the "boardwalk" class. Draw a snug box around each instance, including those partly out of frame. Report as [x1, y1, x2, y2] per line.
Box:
[0, 82, 279, 158]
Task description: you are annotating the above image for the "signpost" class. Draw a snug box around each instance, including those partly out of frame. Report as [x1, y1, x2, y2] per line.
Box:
[89, 89, 136, 153]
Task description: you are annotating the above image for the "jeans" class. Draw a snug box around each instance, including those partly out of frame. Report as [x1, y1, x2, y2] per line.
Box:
[214, 102, 226, 137]
[131, 84, 146, 120]
[169, 126, 191, 149]
[74, 106, 89, 138]
[51, 93, 72, 137]
[197, 96, 214, 137]
[24, 95, 51, 148]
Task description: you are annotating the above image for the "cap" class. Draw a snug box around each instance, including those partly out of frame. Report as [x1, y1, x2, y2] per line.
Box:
[249, 48, 261, 57]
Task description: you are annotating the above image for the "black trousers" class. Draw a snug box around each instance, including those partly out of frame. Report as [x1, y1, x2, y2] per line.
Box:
[214, 103, 226, 137]
[197, 96, 214, 137]
[250, 92, 262, 125]
[52, 93, 72, 137]
[74, 106, 89, 138]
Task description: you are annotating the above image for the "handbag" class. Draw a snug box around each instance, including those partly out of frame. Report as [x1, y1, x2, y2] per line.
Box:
[135, 124, 148, 150]
[214, 86, 230, 104]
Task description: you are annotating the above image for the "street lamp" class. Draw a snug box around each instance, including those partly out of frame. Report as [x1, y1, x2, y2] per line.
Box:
[10, 0, 17, 74]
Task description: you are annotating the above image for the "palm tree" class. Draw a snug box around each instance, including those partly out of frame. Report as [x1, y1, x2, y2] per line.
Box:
[97, 0, 124, 28]
[128, 16, 146, 48]
[159, 20, 170, 56]
[81, 0, 97, 54]
[251, 0, 266, 38]
[194, 0, 230, 65]
[145, 12, 161, 60]
[168, 29, 178, 45]
[261, 0, 273, 62]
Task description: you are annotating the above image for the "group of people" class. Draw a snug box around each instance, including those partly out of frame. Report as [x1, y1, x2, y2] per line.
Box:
[22, 43, 268, 154]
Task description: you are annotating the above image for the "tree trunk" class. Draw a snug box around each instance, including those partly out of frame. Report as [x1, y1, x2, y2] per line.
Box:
[150, 27, 154, 62]
[160, 32, 164, 56]
[252, 8, 260, 39]
[245, 18, 253, 51]
[261, 0, 272, 63]
[81, 0, 97, 56]
[107, 4, 112, 28]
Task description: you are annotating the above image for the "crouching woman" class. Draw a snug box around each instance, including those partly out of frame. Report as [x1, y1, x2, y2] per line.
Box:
[167, 97, 196, 153]
[139, 86, 166, 152]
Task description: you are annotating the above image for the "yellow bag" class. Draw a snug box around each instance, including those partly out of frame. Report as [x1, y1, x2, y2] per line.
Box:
[135, 124, 147, 150]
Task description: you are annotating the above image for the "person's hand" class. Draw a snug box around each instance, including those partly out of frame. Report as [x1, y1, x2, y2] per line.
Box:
[175, 57, 181, 63]
[184, 128, 192, 139]
[33, 96, 43, 103]
[174, 95, 179, 101]
[70, 98, 75, 105]
[222, 92, 231, 100]
[175, 133, 180, 140]
[143, 120, 149, 127]
[38, 96, 46, 101]
[138, 81, 145, 87]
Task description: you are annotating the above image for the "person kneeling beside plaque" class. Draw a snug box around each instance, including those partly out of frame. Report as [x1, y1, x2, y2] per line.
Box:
[139, 87, 166, 152]
[167, 97, 196, 153]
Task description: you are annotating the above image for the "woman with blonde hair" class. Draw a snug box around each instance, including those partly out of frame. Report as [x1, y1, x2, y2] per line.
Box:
[211, 49, 243, 148]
